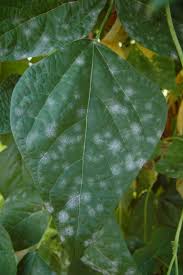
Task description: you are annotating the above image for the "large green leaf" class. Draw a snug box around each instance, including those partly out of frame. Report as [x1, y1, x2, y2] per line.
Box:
[0, 0, 106, 60]
[116, 0, 183, 56]
[82, 220, 140, 274]
[0, 225, 17, 275]
[0, 187, 50, 250]
[17, 252, 53, 275]
[11, 40, 167, 256]
[156, 139, 183, 178]
[0, 74, 19, 133]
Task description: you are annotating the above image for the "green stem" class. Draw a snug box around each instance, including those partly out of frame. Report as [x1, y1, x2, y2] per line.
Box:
[143, 182, 154, 243]
[166, 4, 183, 67]
[167, 209, 183, 275]
[96, 0, 114, 40]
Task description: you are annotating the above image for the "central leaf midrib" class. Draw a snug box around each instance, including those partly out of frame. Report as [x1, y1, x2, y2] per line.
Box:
[75, 43, 94, 240]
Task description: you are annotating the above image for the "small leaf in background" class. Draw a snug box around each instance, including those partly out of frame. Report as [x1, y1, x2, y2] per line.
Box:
[0, 187, 50, 250]
[156, 138, 183, 178]
[17, 252, 53, 275]
[116, 0, 182, 56]
[0, 225, 17, 275]
[127, 46, 176, 90]
[0, 0, 107, 60]
[0, 74, 19, 134]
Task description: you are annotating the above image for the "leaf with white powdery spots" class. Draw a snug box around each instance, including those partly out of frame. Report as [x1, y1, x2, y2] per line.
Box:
[10, 40, 167, 258]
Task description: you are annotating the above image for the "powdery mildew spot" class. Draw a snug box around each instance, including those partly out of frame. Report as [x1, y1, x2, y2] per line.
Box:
[82, 192, 91, 202]
[63, 225, 74, 237]
[108, 139, 121, 154]
[111, 164, 121, 176]
[93, 133, 103, 145]
[130, 122, 141, 135]
[58, 210, 69, 223]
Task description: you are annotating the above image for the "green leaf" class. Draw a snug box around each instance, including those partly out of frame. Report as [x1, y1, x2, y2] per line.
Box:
[0, 187, 50, 250]
[0, 136, 33, 198]
[82, 219, 140, 274]
[17, 252, 53, 275]
[0, 74, 19, 133]
[134, 227, 174, 274]
[11, 40, 167, 255]
[127, 46, 176, 90]
[0, 0, 106, 60]
[0, 225, 17, 275]
[116, 0, 182, 56]
[156, 139, 183, 178]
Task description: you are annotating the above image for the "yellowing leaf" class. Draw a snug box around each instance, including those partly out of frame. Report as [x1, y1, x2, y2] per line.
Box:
[177, 100, 183, 135]
[102, 18, 128, 59]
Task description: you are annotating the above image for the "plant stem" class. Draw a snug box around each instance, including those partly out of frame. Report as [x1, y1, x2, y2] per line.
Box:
[167, 209, 183, 275]
[96, 0, 114, 40]
[143, 182, 154, 242]
[166, 4, 183, 67]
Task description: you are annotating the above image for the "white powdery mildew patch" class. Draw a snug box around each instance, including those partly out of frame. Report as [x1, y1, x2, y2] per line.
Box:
[99, 181, 107, 188]
[96, 204, 104, 212]
[58, 210, 69, 224]
[124, 267, 137, 275]
[63, 225, 74, 237]
[93, 133, 103, 145]
[125, 154, 136, 171]
[82, 192, 91, 202]
[66, 195, 79, 209]
[47, 97, 56, 107]
[45, 123, 57, 138]
[109, 102, 128, 115]
[75, 55, 85, 66]
[146, 136, 156, 145]
[41, 34, 50, 43]
[77, 107, 86, 118]
[87, 207, 96, 217]
[111, 164, 121, 176]
[130, 122, 142, 135]
[14, 107, 24, 117]
[108, 139, 121, 154]
[125, 87, 134, 97]
[40, 153, 50, 165]
[44, 202, 54, 214]
[136, 158, 145, 169]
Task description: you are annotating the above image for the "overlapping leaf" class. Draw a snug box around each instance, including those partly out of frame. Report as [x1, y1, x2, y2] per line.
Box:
[0, 74, 19, 133]
[0, 187, 50, 250]
[0, 0, 106, 60]
[156, 139, 183, 178]
[17, 252, 53, 275]
[127, 46, 176, 90]
[11, 40, 167, 260]
[0, 225, 17, 275]
[116, 0, 183, 56]
[0, 136, 33, 197]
